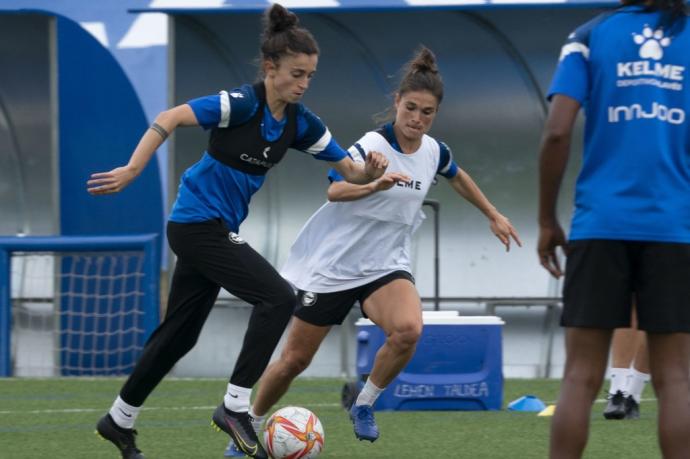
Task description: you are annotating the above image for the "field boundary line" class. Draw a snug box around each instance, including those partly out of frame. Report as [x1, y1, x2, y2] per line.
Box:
[0, 402, 341, 416]
[0, 398, 660, 416]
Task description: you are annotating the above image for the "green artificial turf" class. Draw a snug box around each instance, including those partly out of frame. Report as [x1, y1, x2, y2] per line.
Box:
[0, 378, 660, 458]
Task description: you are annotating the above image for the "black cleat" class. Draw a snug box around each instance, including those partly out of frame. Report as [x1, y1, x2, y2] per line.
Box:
[603, 390, 627, 420]
[211, 404, 267, 459]
[624, 395, 640, 419]
[95, 414, 145, 459]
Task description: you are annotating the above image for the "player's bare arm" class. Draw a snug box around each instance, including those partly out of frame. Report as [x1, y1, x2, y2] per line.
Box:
[448, 169, 522, 251]
[537, 94, 579, 277]
[87, 104, 199, 195]
[330, 151, 389, 185]
[327, 172, 411, 202]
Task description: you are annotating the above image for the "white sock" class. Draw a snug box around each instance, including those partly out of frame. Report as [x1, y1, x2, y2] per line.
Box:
[609, 368, 631, 395]
[249, 406, 265, 434]
[109, 396, 141, 429]
[628, 368, 650, 403]
[355, 379, 384, 406]
[224, 383, 251, 412]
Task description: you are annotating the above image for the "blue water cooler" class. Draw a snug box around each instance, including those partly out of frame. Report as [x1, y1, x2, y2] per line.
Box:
[354, 312, 504, 411]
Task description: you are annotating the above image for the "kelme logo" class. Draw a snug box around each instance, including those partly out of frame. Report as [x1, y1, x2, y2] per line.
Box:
[633, 26, 671, 61]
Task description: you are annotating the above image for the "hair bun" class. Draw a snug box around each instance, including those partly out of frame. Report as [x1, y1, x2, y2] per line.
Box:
[411, 46, 439, 74]
[396, 45, 444, 104]
[259, 3, 319, 63]
[267, 3, 299, 34]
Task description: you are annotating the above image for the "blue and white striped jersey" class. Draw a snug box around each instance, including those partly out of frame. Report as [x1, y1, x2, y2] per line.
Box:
[548, 6, 690, 243]
[169, 84, 348, 232]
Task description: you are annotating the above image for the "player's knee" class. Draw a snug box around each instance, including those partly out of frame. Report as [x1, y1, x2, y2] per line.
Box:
[281, 350, 313, 376]
[389, 322, 422, 352]
[279, 286, 297, 306]
[563, 368, 603, 398]
[650, 368, 690, 394]
[175, 334, 200, 357]
[270, 286, 298, 313]
[150, 327, 199, 359]
[258, 290, 297, 323]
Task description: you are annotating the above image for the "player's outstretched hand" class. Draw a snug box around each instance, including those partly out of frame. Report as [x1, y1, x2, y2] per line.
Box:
[87, 165, 137, 195]
[489, 212, 522, 252]
[537, 222, 567, 278]
[374, 172, 411, 192]
[364, 151, 389, 180]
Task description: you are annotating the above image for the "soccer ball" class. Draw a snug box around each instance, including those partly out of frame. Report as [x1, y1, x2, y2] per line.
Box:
[264, 406, 325, 458]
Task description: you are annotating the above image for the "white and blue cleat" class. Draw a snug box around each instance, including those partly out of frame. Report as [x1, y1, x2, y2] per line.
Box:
[349, 404, 379, 442]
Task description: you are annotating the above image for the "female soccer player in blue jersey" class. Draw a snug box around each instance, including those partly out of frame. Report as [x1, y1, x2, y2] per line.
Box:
[224, 46, 521, 456]
[538, 1, 690, 457]
[87, 4, 389, 459]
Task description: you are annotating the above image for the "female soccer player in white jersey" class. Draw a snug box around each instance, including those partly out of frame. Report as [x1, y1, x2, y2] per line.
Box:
[87, 4, 389, 459]
[225, 47, 520, 455]
[538, 0, 690, 457]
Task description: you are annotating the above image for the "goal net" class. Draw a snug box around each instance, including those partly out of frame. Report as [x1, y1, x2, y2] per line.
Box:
[0, 235, 159, 377]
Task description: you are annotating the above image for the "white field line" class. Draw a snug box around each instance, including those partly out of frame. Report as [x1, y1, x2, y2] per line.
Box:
[0, 377, 286, 382]
[0, 398, 660, 416]
[543, 397, 656, 405]
[0, 403, 341, 416]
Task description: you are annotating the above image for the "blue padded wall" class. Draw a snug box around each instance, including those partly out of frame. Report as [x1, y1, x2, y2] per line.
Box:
[57, 16, 163, 240]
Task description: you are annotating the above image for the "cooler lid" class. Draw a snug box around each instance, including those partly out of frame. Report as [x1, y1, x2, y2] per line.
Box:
[356, 312, 504, 326]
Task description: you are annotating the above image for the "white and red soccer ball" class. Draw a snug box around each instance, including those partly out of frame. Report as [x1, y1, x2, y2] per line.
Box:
[264, 406, 325, 459]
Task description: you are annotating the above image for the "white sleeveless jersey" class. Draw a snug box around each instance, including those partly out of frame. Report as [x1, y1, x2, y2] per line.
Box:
[281, 125, 458, 292]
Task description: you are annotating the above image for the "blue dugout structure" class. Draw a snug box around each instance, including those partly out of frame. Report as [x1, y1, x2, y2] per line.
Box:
[0, 4, 164, 241]
[0, 0, 616, 241]
[0, 0, 625, 379]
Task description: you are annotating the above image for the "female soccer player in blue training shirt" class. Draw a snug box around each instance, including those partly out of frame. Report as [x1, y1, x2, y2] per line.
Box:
[538, 1, 690, 457]
[87, 4, 389, 459]
[224, 46, 521, 456]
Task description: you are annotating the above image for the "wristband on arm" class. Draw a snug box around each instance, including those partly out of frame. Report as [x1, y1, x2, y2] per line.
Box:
[150, 122, 169, 141]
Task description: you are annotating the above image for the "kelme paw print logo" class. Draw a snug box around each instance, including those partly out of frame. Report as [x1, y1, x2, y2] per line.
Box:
[633, 26, 671, 60]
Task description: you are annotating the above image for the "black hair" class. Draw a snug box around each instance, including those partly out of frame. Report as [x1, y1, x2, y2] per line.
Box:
[260, 3, 319, 65]
[621, 0, 688, 33]
[622, 0, 687, 16]
[398, 46, 444, 104]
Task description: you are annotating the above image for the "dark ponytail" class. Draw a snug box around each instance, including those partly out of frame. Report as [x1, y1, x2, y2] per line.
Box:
[260, 4, 319, 65]
[621, 0, 687, 35]
[651, 0, 687, 16]
[398, 46, 444, 104]
[622, 0, 686, 14]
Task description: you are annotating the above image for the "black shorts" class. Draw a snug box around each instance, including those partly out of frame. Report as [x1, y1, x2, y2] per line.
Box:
[562, 239, 690, 333]
[294, 271, 415, 326]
